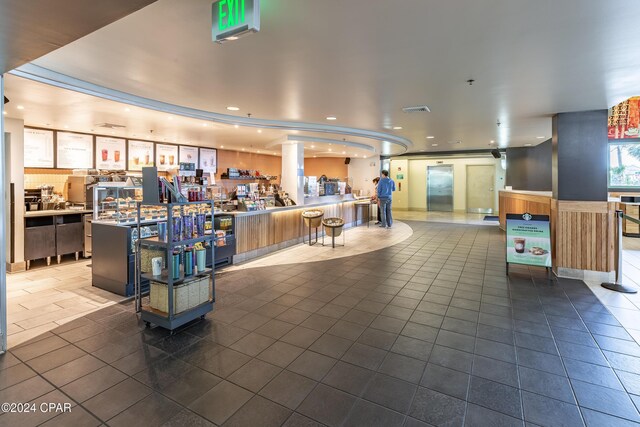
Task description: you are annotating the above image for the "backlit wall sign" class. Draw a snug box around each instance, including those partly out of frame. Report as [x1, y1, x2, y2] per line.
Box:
[212, 0, 260, 43]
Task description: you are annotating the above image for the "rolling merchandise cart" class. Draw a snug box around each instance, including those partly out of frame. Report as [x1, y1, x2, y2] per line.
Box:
[134, 200, 215, 330]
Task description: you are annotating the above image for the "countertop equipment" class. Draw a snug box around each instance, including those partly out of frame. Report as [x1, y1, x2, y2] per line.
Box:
[67, 174, 114, 209]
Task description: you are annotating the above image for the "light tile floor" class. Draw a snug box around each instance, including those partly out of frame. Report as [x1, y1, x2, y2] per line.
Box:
[5, 261, 122, 347]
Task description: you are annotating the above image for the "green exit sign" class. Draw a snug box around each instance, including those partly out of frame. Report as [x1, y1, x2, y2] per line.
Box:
[212, 0, 260, 43]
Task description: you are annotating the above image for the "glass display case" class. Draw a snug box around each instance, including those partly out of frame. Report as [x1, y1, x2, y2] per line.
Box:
[93, 184, 167, 224]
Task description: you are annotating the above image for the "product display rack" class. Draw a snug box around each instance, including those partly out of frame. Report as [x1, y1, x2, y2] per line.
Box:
[134, 200, 214, 331]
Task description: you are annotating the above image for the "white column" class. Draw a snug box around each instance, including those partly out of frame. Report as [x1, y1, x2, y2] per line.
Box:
[5, 118, 25, 271]
[1, 75, 7, 354]
[281, 143, 305, 205]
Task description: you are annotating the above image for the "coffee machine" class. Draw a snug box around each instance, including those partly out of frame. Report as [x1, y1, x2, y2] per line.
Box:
[67, 174, 114, 209]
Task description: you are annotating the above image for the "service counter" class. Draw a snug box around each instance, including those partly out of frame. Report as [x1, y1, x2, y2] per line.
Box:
[23, 209, 91, 268]
[232, 195, 366, 262]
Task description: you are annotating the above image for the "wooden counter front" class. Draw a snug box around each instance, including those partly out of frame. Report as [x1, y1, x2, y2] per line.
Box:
[234, 200, 358, 258]
[498, 191, 552, 230]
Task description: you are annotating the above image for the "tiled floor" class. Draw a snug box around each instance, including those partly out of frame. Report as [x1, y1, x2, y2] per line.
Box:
[3, 220, 640, 426]
[5, 260, 122, 348]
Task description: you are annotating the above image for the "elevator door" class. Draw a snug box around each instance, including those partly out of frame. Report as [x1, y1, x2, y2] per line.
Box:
[427, 165, 454, 212]
[466, 165, 495, 213]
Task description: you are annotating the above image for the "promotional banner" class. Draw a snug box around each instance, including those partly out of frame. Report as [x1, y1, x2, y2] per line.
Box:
[155, 144, 178, 171]
[506, 213, 552, 268]
[23, 128, 54, 168]
[96, 137, 126, 170]
[57, 132, 93, 169]
[128, 140, 154, 171]
[199, 148, 217, 174]
[179, 145, 199, 166]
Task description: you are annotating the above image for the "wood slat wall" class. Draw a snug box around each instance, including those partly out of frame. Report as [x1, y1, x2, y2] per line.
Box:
[554, 201, 616, 272]
[235, 201, 358, 254]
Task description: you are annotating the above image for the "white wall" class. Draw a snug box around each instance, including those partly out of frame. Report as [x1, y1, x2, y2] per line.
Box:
[348, 157, 379, 197]
[392, 156, 506, 212]
[5, 119, 25, 269]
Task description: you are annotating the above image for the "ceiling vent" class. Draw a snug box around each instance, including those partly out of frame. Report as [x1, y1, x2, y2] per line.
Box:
[96, 123, 126, 129]
[402, 105, 431, 113]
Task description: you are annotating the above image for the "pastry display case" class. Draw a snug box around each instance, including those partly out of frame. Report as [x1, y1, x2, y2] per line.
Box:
[93, 185, 168, 224]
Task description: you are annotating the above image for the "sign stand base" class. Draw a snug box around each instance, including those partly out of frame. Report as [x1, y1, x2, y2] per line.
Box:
[601, 282, 638, 294]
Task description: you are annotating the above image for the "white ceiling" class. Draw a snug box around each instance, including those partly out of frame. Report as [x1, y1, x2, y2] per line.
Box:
[9, 0, 640, 153]
[0, 0, 157, 73]
[3, 74, 376, 159]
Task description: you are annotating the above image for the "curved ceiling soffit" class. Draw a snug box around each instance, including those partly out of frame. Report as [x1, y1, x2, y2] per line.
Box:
[266, 135, 377, 153]
[10, 64, 413, 153]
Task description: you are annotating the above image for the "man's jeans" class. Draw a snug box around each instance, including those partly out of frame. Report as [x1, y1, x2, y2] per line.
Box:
[379, 197, 392, 227]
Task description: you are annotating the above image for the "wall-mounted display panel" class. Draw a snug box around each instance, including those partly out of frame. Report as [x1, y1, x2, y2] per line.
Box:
[128, 140, 154, 171]
[155, 144, 178, 171]
[57, 132, 93, 169]
[24, 128, 54, 168]
[200, 148, 217, 174]
[179, 145, 199, 166]
[96, 137, 126, 170]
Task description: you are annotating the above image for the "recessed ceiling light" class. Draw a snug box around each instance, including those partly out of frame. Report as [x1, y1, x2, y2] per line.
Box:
[342, 151, 346, 154]
[124, 107, 131, 112]
[326, 116, 337, 121]
[328, 149, 332, 152]
[226, 36, 239, 41]
[202, 123, 208, 127]
[490, 140, 495, 144]
[536, 136, 545, 139]
[2, 111, 6, 115]
[17, 105, 24, 110]
[420, 149, 425, 151]
[426, 136, 435, 139]
[257, 129, 262, 133]
[234, 124, 239, 129]
[221, 145, 224, 148]
[393, 126, 403, 130]
[227, 106, 240, 111]
[524, 143, 532, 146]
[242, 148, 245, 151]
[431, 143, 438, 147]
[313, 155, 317, 158]
[168, 116, 173, 120]
[64, 125, 69, 129]
[257, 150, 261, 153]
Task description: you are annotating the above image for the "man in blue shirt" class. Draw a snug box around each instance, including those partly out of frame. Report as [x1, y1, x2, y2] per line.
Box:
[376, 170, 396, 228]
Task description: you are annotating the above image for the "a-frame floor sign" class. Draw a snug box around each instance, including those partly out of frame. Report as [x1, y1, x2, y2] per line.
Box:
[505, 213, 552, 280]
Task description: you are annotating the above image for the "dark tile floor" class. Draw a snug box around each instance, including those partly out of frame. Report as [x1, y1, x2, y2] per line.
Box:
[2, 221, 640, 426]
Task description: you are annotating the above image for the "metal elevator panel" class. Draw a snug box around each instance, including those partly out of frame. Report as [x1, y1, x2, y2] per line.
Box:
[427, 165, 454, 212]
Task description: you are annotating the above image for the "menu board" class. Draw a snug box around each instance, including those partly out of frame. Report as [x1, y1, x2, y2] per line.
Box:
[95, 137, 126, 170]
[506, 213, 552, 268]
[179, 145, 199, 167]
[23, 129, 54, 168]
[609, 96, 640, 139]
[57, 132, 93, 169]
[128, 140, 154, 171]
[199, 148, 217, 174]
[155, 144, 178, 171]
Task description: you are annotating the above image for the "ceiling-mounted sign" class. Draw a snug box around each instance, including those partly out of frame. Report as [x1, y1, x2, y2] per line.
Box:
[212, 0, 260, 43]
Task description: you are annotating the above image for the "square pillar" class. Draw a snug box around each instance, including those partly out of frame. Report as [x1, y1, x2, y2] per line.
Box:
[551, 110, 615, 281]
[281, 143, 305, 205]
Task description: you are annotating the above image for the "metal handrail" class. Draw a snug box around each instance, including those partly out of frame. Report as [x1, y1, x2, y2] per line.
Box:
[601, 210, 638, 294]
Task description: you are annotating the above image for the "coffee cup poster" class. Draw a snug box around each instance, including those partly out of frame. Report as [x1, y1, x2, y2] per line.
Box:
[96, 137, 126, 170]
[156, 144, 179, 172]
[505, 213, 552, 268]
[128, 140, 154, 171]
